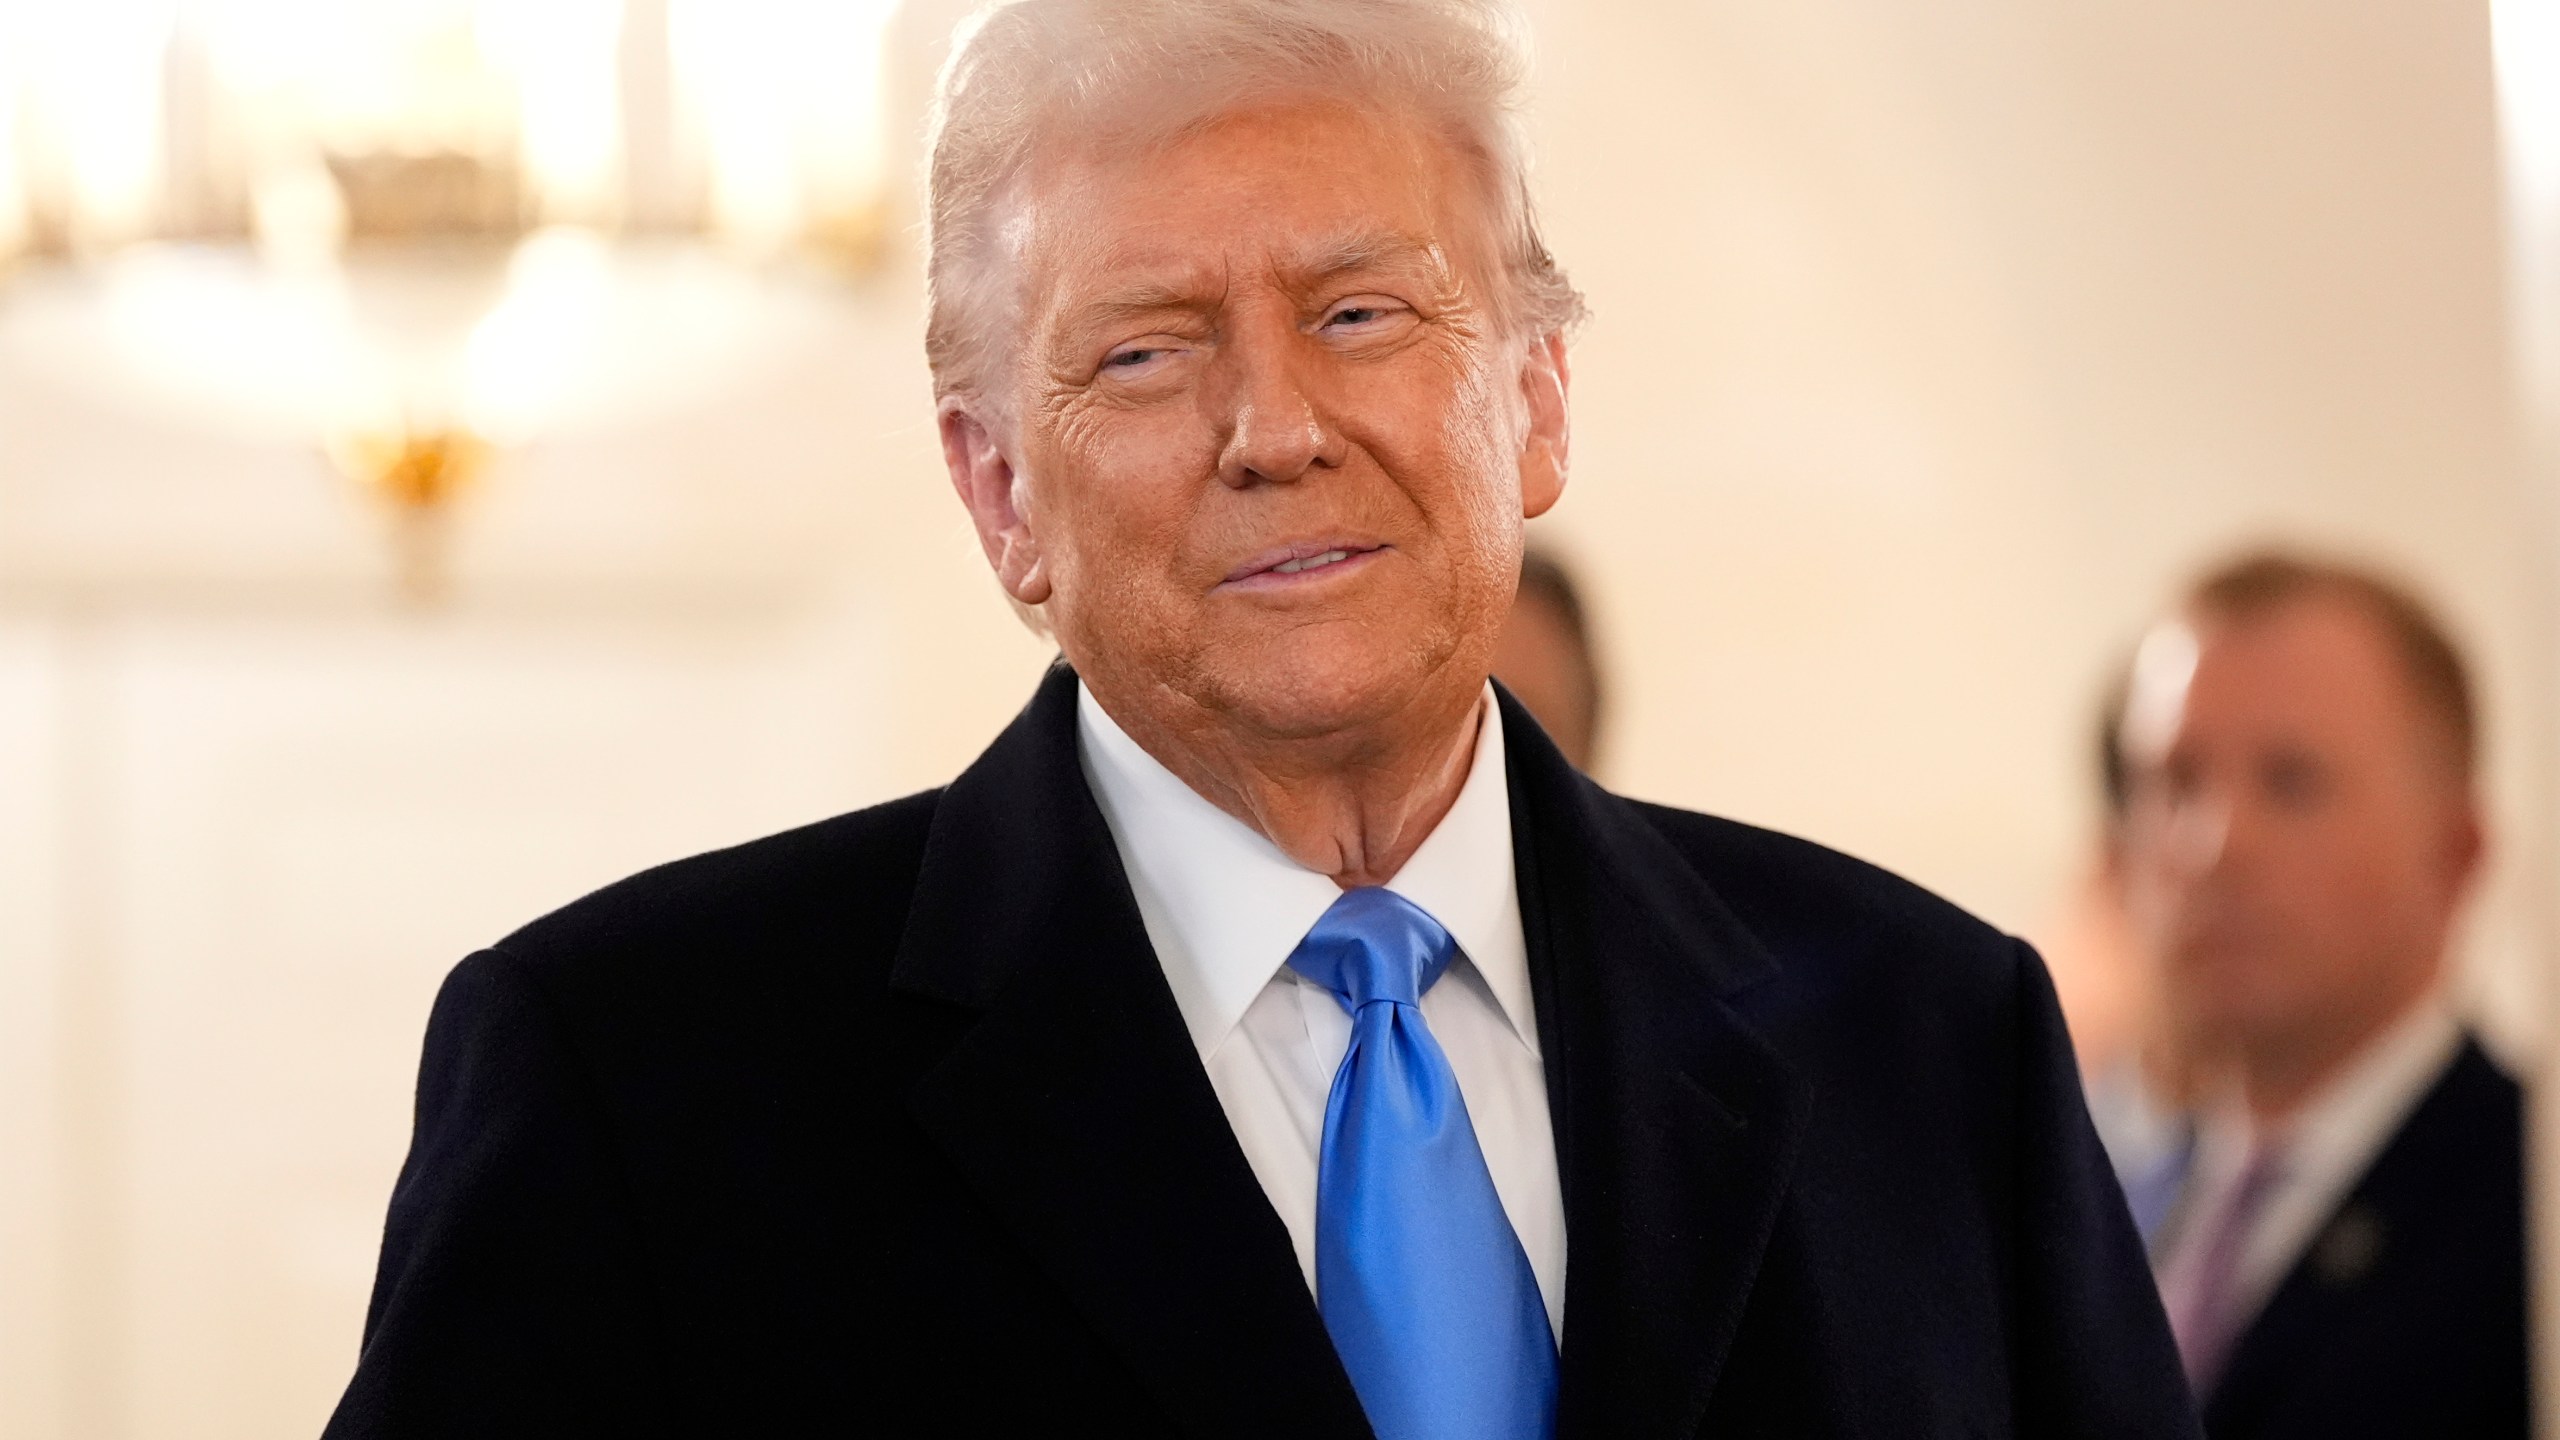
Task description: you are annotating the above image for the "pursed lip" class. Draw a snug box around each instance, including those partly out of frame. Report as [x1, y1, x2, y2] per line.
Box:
[1219, 538, 1389, 586]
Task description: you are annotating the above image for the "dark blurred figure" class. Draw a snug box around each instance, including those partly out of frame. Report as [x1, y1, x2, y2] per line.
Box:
[1493, 549, 1604, 770]
[2091, 551, 2525, 1440]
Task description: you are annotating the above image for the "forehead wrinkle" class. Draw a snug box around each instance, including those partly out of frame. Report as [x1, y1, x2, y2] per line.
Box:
[1035, 217, 1464, 374]
[1074, 226, 1443, 320]
[1271, 227, 1452, 293]
[1075, 281, 1219, 327]
[1038, 269, 1227, 379]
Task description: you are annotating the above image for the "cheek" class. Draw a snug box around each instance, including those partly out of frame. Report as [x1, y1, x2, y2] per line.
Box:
[1438, 348, 1523, 477]
[2118, 856, 2192, 943]
[2226, 818, 2426, 982]
[1037, 408, 1215, 583]
[1353, 354, 1523, 573]
[2330, 827, 2450, 935]
[2275, 799, 2413, 899]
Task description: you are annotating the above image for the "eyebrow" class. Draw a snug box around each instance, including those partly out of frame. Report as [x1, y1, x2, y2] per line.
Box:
[1061, 229, 1449, 330]
[1068, 279, 1220, 330]
[1286, 229, 1445, 285]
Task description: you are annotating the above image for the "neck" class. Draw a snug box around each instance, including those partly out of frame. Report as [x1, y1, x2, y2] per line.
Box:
[1102, 678, 1486, 889]
[2236, 982, 2439, 1127]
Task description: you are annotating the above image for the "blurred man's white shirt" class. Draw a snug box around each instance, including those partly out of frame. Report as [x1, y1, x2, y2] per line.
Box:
[2151, 997, 2462, 1336]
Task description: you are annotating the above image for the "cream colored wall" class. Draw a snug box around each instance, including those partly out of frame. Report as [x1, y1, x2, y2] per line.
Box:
[0, 2, 2544, 1437]
[1522, 0, 2542, 1043]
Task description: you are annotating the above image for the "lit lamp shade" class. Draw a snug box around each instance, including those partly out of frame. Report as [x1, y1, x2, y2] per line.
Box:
[0, 0, 904, 599]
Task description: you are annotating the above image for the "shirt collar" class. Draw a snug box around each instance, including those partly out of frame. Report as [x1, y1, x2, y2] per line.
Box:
[2272, 993, 2461, 1173]
[2193, 992, 2462, 1190]
[1076, 680, 1535, 1060]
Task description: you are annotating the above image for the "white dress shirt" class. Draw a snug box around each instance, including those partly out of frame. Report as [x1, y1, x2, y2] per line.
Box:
[2152, 996, 2463, 1338]
[1075, 681, 1567, 1338]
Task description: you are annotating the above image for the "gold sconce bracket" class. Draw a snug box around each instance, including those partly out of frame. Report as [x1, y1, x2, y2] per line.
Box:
[327, 427, 492, 606]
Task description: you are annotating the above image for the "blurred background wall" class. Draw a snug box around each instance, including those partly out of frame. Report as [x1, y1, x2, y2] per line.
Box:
[0, 1, 2547, 1436]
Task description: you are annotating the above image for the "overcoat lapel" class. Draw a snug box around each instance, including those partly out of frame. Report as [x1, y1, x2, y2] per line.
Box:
[1498, 687, 1810, 1440]
[890, 664, 1372, 1439]
[889, 668, 1808, 1439]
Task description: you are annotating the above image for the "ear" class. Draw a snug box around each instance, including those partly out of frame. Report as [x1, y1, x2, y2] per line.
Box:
[940, 400, 1052, 606]
[2097, 822, 2128, 889]
[2443, 793, 2488, 897]
[1517, 329, 1570, 520]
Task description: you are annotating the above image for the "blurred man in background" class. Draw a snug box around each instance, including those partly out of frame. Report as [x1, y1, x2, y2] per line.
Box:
[1490, 548, 1604, 770]
[2094, 551, 2526, 1439]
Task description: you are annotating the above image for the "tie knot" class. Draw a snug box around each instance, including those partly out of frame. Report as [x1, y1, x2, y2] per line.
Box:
[1286, 887, 1458, 1012]
[2232, 1139, 2287, 1203]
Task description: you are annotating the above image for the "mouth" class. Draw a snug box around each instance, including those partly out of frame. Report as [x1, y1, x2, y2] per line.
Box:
[1221, 540, 1389, 588]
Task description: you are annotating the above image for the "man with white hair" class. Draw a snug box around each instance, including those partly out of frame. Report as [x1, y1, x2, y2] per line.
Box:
[326, 2, 2198, 1436]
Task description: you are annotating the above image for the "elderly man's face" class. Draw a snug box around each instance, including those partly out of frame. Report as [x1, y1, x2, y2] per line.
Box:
[944, 100, 1568, 742]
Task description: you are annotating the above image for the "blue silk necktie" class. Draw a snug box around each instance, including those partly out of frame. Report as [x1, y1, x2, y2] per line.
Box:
[1286, 887, 1558, 1440]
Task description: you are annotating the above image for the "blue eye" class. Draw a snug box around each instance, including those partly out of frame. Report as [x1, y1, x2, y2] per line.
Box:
[1106, 348, 1162, 369]
[1333, 307, 1382, 325]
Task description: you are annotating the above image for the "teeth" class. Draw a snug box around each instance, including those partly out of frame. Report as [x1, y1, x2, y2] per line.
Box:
[1273, 549, 1351, 575]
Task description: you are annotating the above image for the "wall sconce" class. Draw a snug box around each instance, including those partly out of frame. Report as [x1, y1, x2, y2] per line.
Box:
[0, 0, 903, 602]
[326, 427, 490, 604]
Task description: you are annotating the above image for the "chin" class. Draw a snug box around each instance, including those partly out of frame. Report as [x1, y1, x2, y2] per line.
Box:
[2180, 973, 2320, 1054]
[1200, 624, 1462, 741]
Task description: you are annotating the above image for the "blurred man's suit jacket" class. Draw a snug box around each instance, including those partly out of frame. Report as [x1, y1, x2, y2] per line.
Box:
[323, 666, 2199, 1438]
[2185, 1036, 2527, 1439]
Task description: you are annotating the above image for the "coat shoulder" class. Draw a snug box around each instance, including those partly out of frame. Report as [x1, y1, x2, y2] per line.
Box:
[1617, 789, 2037, 1050]
[490, 788, 945, 996]
[1618, 799, 2027, 1010]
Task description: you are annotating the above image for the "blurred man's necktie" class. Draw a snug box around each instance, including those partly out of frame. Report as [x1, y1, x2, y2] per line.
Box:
[2167, 1140, 2287, 1393]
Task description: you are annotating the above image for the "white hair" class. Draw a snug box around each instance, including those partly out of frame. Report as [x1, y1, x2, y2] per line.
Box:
[921, 0, 1584, 410]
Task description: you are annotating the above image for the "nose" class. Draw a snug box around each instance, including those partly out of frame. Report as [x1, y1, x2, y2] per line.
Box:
[2167, 796, 2231, 876]
[1209, 324, 1348, 488]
